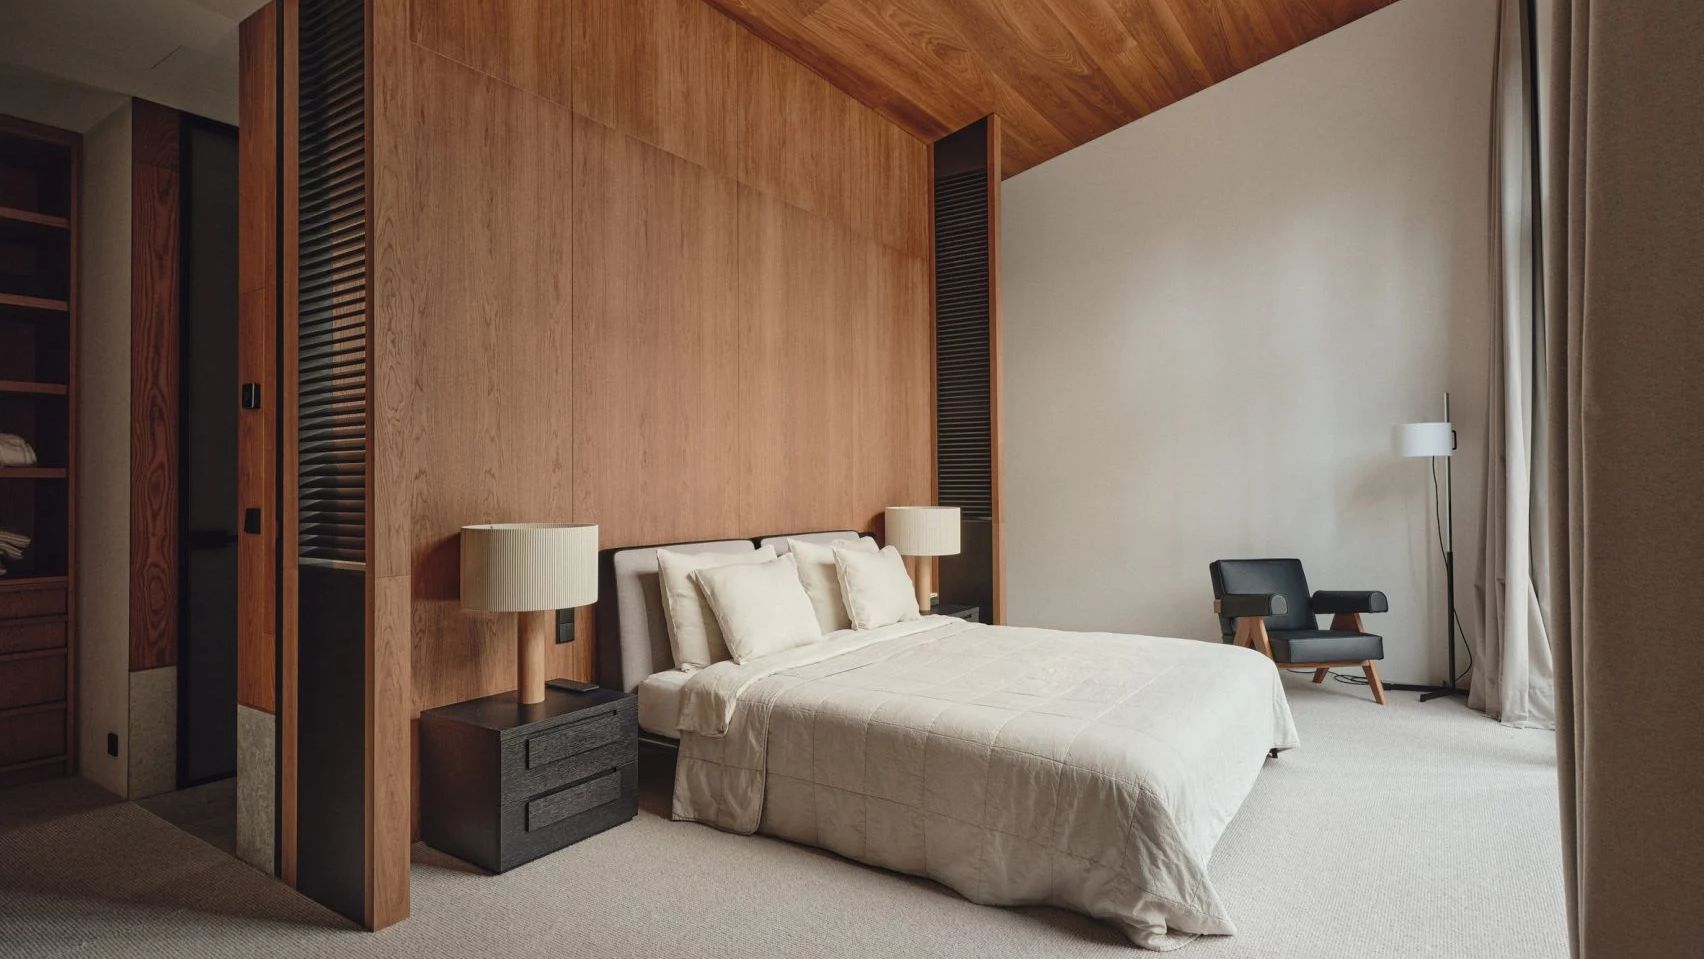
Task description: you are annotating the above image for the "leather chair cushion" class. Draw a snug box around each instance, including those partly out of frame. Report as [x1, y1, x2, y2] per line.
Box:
[1210, 558, 1315, 633]
[1268, 629, 1384, 664]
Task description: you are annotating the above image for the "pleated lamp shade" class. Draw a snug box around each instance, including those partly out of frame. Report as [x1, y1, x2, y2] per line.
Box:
[460, 523, 599, 612]
[885, 506, 962, 556]
[1395, 422, 1455, 459]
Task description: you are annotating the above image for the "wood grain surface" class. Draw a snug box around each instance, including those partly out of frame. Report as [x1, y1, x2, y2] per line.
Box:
[237, 6, 278, 713]
[128, 100, 181, 673]
[700, 0, 1398, 176]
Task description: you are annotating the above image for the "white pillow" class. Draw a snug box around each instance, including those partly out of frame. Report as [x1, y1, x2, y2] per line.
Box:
[656, 546, 776, 670]
[834, 544, 920, 630]
[691, 555, 822, 664]
[787, 536, 877, 633]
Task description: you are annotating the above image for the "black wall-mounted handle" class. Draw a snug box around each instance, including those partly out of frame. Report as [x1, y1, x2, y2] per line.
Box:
[242, 508, 262, 535]
[241, 383, 261, 410]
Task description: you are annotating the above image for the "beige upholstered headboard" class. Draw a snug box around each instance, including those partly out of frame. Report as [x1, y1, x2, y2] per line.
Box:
[756, 530, 861, 555]
[597, 531, 866, 692]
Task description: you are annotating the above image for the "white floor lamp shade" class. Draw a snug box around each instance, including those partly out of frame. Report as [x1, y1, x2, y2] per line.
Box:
[1395, 421, 1455, 458]
[885, 506, 960, 612]
[462, 523, 598, 704]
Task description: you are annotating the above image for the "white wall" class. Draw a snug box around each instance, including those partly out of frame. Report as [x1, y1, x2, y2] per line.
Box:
[1001, 0, 1498, 685]
[77, 102, 132, 795]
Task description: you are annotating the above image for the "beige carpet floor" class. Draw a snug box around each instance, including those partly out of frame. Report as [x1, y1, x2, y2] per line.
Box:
[0, 673, 1567, 958]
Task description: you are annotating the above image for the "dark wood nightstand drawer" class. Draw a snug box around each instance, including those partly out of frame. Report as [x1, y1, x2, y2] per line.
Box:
[527, 708, 624, 768]
[527, 766, 623, 831]
[504, 736, 634, 802]
[499, 763, 638, 871]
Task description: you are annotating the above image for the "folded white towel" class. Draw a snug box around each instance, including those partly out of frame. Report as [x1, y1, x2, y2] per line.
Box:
[0, 544, 22, 562]
[0, 433, 37, 467]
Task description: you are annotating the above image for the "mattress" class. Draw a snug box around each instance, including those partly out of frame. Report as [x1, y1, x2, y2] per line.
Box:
[636, 668, 691, 739]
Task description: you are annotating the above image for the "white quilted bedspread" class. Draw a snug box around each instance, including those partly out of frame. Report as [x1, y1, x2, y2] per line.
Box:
[672, 617, 1298, 950]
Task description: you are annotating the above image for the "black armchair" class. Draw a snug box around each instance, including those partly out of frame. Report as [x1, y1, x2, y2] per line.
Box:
[1209, 559, 1391, 705]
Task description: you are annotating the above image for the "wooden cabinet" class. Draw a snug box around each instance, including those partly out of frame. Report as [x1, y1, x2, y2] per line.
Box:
[0, 115, 78, 788]
[420, 687, 638, 873]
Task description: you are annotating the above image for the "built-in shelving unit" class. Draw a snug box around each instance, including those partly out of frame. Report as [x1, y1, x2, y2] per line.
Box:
[0, 114, 78, 788]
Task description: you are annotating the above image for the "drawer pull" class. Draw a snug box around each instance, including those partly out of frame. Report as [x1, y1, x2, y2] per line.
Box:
[526, 768, 622, 832]
[526, 711, 620, 769]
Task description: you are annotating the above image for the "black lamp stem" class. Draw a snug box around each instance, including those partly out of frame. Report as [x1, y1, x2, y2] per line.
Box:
[1417, 391, 1466, 702]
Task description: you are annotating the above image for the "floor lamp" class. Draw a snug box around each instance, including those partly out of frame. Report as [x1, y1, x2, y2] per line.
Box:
[1390, 396, 1469, 700]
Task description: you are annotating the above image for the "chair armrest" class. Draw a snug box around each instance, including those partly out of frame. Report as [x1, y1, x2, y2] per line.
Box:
[1310, 590, 1389, 615]
[1215, 593, 1288, 618]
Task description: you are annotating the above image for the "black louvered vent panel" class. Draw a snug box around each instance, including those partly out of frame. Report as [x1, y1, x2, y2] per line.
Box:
[934, 168, 992, 520]
[297, 0, 367, 565]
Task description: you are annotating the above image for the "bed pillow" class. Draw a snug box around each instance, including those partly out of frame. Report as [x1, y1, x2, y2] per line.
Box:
[787, 536, 877, 633]
[656, 545, 776, 670]
[834, 544, 920, 630]
[691, 555, 822, 664]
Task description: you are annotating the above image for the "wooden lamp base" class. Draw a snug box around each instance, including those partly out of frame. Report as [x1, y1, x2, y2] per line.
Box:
[517, 609, 554, 704]
[912, 556, 933, 614]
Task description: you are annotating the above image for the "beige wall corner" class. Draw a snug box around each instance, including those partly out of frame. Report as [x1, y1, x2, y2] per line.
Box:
[126, 666, 176, 798]
[235, 704, 275, 873]
[76, 100, 134, 798]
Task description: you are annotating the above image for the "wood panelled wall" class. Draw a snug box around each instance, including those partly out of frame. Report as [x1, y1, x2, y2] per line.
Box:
[369, 0, 933, 727]
[129, 100, 182, 673]
[236, 6, 277, 714]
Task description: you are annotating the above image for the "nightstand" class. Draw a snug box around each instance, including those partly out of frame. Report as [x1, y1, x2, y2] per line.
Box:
[420, 685, 637, 873]
[931, 604, 981, 623]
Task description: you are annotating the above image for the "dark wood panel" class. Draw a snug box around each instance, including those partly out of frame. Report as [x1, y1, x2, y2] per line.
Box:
[0, 651, 66, 710]
[279, 0, 302, 890]
[0, 617, 66, 655]
[237, 6, 278, 714]
[699, 0, 1398, 176]
[0, 703, 65, 766]
[129, 101, 181, 673]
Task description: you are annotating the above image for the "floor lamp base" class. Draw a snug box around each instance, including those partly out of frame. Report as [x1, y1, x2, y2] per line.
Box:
[1380, 681, 1469, 702]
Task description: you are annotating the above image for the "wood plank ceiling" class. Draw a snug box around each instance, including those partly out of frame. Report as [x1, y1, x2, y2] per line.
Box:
[701, 0, 1399, 176]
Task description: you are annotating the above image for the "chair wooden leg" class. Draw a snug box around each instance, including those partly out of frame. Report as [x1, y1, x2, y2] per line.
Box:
[1312, 668, 1329, 684]
[1362, 661, 1387, 705]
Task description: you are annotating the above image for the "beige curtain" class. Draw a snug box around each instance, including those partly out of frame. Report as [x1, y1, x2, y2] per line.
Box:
[1474, 0, 1555, 729]
[1545, 0, 1704, 956]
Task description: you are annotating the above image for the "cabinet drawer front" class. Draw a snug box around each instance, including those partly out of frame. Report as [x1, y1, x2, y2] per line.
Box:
[526, 767, 623, 832]
[526, 709, 624, 769]
[0, 706, 66, 766]
[0, 653, 67, 710]
[0, 587, 66, 620]
[0, 618, 66, 655]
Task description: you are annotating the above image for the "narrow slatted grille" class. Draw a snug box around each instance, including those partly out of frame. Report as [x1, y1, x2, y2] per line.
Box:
[934, 168, 992, 520]
[297, 0, 367, 565]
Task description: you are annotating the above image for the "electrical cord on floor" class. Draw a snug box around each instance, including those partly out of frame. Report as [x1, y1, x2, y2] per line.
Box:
[1432, 458, 1475, 687]
[1290, 463, 1476, 691]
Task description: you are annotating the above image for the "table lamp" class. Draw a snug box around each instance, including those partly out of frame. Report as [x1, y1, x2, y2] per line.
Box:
[885, 506, 961, 613]
[460, 523, 598, 704]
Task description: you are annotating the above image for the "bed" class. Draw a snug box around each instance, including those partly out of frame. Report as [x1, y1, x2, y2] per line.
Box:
[598, 534, 1299, 950]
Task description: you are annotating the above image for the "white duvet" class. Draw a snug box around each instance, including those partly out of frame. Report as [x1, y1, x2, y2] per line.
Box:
[672, 617, 1299, 949]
